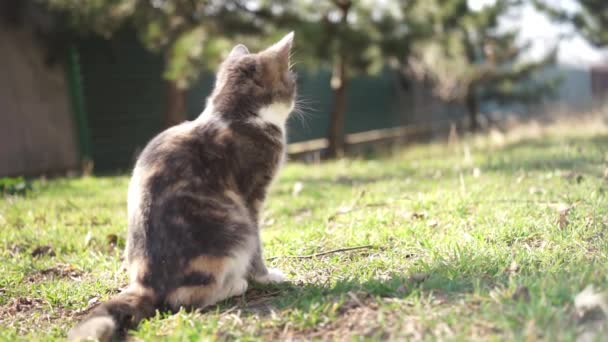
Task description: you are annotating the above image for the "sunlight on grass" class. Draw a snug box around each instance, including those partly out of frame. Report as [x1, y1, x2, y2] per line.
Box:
[1, 129, 608, 340]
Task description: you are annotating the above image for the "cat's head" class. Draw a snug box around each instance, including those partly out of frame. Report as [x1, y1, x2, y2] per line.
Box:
[210, 32, 296, 128]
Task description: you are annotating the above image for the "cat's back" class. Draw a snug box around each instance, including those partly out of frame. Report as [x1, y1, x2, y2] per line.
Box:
[127, 117, 231, 223]
[136, 117, 227, 171]
[127, 113, 285, 223]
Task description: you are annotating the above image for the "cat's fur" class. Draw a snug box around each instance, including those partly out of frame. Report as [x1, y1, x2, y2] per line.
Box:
[68, 32, 296, 341]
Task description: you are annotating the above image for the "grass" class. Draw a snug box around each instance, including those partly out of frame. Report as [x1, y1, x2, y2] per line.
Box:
[1, 127, 608, 341]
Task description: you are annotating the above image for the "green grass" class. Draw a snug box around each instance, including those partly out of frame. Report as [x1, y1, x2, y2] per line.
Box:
[1, 131, 608, 341]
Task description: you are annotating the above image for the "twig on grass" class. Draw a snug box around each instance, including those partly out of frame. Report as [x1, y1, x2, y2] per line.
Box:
[267, 245, 374, 261]
[326, 195, 416, 221]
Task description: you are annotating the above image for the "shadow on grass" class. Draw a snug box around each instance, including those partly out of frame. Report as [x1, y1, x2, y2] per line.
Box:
[224, 272, 495, 317]
[196, 255, 552, 317]
[187, 236, 607, 340]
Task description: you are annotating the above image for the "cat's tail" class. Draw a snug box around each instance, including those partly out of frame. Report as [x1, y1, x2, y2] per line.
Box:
[68, 288, 157, 342]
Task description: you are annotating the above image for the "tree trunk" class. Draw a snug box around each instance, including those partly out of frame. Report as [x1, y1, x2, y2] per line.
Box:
[465, 90, 479, 133]
[165, 80, 187, 128]
[327, 60, 348, 158]
[326, 0, 351, 159]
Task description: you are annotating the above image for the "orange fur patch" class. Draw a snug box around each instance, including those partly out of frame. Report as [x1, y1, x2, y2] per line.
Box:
[165, 255, 228, 308]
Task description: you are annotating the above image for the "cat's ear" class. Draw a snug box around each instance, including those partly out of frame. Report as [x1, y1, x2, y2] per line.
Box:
[228, 44, 249, 59]
[267, 31, 294, 63]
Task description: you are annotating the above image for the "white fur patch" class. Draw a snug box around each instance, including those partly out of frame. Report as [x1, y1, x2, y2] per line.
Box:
[220, 234, 256, 300]
[226, 278, 249, 298]
[254, 268, 287, 284]
[194, 104, 232, 135]
[227, 241, 255, 280]
[255, 102, 294, 132]
[127, 166, 144, 224]
[195, 102, 216, 122]
[68, 316, 116, 341]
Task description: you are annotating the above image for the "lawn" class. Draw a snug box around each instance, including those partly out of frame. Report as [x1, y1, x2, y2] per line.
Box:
[1, 127, 608, 341]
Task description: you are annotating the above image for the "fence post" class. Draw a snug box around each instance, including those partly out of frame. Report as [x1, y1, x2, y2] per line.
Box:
[65, 44, 92, 172]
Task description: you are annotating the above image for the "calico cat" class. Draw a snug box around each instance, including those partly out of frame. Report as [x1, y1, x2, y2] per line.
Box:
[68, 32, 296, 341]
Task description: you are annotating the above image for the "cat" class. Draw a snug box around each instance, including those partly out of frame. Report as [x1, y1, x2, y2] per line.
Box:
[68, 32, 296, 341]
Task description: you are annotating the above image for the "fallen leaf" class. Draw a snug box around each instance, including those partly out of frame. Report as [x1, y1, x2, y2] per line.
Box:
[337, 291, 373, 314]
[473, 168, 481, 178]
[529, 187, 545, 195]
[556, 204, 571, 229]
[581, 214, 594, 229]
[461, 231, 474, 242]
[2, 297, 45, 314]
[328, 206, 353, 221]
[106, 234, 118, 247]
[337, 206, 352, 214]
[294, 208, 312, 223]
[512, 285, 530, 302]
[87, 297, 100, 307]
[401, 211, 427, 220]
[396, 285, 409, 296]
[431, 291, 449, 305]
[26, 263, 83, 282]
[292, 182, 304, 196]
[31, 245, 55, 258]
[505, 260, 520, 275]
[409, 273, 429, 283]
[106, 234, 118, 251]
[265, 218, 276, 227]
[84, 231, 94, 246]
[9, 244, 25, 256]
[561, 171, 584, 184]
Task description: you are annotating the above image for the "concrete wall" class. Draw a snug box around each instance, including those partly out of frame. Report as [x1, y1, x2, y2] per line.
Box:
[0, 26, 79, 177]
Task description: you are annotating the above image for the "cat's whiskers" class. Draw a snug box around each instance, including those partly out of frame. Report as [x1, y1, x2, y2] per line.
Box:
[290, 96, 317, 131]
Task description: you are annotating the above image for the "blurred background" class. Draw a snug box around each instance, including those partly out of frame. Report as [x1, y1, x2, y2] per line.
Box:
[0, 0, 606, 176]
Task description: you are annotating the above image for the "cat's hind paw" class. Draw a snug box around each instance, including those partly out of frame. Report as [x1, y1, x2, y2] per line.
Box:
[254, 268, 287, 284]
[227, 278, 249, 297]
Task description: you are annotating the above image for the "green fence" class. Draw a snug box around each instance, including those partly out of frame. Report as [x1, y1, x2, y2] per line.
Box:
[76, 31, 402, 172]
